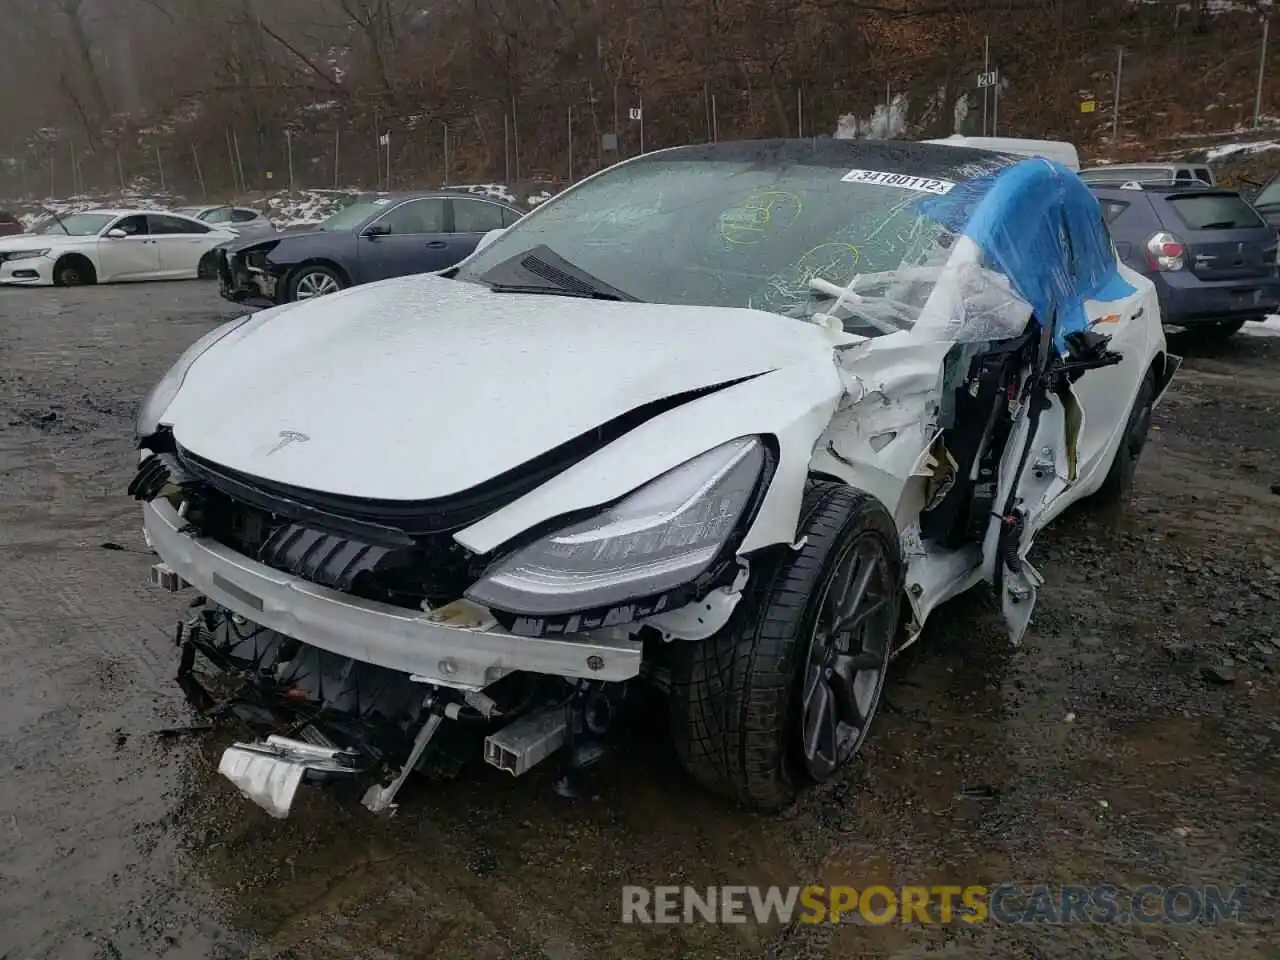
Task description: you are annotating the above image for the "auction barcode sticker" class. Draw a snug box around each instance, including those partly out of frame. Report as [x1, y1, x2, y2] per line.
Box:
[840, 169, 956, 195]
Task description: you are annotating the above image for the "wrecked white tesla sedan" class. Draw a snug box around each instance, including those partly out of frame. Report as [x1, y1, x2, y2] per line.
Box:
[131, 139, 1179, 818]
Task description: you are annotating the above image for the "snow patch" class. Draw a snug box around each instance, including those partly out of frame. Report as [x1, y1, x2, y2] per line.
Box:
[1205, 140, 1280, 161]
[451, 183, 517, 204]
[834, 94, 909, 140]
[1243, 315, 1280, 338]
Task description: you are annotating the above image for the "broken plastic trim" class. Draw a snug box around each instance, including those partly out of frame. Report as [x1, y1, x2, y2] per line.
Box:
[219, 736, 366, 819]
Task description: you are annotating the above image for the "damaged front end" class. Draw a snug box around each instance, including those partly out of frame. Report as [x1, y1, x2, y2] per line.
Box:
[131, 429, 767, 817]
[216, 241, 281, 307]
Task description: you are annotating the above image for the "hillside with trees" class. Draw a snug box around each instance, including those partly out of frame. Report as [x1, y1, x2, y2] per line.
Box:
[0, 0, 1275, 198]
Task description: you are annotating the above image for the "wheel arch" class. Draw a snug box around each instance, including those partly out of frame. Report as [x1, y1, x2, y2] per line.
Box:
[53, 251, 98, 285]
[290, 258, 351, 286]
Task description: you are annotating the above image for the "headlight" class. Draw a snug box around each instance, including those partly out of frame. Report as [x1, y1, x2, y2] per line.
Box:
[0, 248, 51, 262]
[465, 436, 767, 616]
[135, 314, 255, 441]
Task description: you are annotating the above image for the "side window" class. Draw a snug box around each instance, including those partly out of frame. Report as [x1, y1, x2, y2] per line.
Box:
[500, 206, 523, 227]
[1175, 169, 1192, 183]
[452, 199, 508, 233]
[149, 214, 210, 235]
[231, 208, 259, 223]
[1193, 167, 1212, 185]
[375, 199, 445, 235]
[1098, 199, 1129, 224]
[202, 208, 232, 224]
[112, 215, 149, 236]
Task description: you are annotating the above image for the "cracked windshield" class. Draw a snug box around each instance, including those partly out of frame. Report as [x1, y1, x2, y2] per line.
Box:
[460, 156, 956, 333]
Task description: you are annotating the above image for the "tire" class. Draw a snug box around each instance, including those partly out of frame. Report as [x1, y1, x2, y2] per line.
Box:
[286, 263, 346, 302]
[53, 255, 96, 287]
[669, 481, 903, 812]
[1093, 365, 1156, 504]
[197, 252, 219, 280]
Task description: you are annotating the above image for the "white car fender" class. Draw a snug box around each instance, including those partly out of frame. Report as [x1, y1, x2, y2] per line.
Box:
[453, 354, 845, 557]
[809, 336, 954, 531]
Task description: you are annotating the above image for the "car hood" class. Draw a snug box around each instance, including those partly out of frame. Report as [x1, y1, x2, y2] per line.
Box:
[0, 232, 84, 249]
[163, 274, 836, 500]
[223, 225, 320, 253]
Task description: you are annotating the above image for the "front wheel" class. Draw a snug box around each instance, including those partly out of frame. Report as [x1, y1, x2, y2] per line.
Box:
[286, 264, 346, 302]
[668, 481, 903, 812]
[53, 256, 95, 287]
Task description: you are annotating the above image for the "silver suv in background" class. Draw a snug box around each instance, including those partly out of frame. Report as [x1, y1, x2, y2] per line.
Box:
[1079, 163, 1216, 187]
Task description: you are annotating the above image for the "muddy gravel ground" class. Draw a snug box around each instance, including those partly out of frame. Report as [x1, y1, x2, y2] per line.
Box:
[1, 282, 1277, 960]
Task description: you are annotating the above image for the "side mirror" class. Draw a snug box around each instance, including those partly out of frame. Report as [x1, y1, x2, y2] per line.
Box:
[363, 222, 391, 237]
[476, 228, 506, 252]
[106, 228, 128, 239]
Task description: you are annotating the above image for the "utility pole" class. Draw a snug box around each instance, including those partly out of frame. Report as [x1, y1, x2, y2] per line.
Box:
[1112, 46, 1124, 143]
[981, 35, 990, 136]
[1255, 13, 1270, 130]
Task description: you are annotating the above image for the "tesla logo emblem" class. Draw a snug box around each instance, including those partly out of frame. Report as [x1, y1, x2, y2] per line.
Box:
[265, 430, 310, 456]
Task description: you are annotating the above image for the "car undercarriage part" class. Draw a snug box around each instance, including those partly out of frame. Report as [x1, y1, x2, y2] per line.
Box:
[165, 599, 629, 816]
[483, 705, 569, 776]
[219, 734, 367, 819]
[362, 704, 447, 814]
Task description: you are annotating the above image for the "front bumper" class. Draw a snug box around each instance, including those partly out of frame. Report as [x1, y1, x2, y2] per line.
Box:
[142, 499, 643, 690]
[0, 256, 54, 285]
[216, 248, 278, 308]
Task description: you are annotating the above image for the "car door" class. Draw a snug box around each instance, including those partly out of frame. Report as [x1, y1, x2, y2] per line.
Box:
[1068, 218, 1152, 489]
[356, 198, 450, 282]
[147, 214, 215, 278]
[95, 215, 160, 280]
[449, 198, 520, 264]
[976, 185, 1149, 643]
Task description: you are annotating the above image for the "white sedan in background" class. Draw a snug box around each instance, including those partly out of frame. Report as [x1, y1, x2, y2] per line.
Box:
[0, 209, 236, 287]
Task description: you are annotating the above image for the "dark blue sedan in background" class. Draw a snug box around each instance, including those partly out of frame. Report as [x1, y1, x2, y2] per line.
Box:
[215, 191, 525, 306]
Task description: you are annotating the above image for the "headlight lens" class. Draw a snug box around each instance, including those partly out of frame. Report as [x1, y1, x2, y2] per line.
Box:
[465, 436, 766, 616]
[135, 314, 255, 441]
[0, 249, 51, 262]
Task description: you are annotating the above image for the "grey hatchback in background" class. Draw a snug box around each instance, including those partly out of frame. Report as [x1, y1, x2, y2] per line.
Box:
[1091, 182, 1280, 338]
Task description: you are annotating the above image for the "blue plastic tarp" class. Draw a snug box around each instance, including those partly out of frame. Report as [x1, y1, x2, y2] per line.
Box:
[918, 158, 1136, 353]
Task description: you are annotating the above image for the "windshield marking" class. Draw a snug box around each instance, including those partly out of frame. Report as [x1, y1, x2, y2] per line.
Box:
[455, 156, 984, 337]
[719, 190, 804, 246]
[841, 169, 957, 195]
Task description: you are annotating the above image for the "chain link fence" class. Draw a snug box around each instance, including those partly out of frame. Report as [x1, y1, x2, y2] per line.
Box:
[2, 11, 1275, 207]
